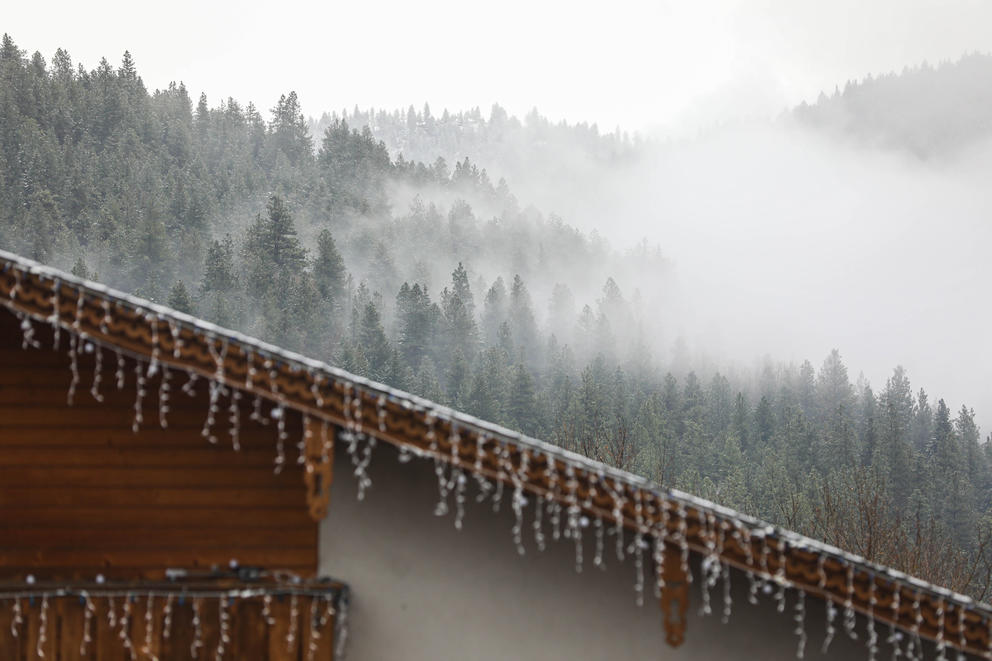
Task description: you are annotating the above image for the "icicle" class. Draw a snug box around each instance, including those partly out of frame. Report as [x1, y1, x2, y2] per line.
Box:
[306, 596, 320, 661]
[794, 590, 807, 659]
[116, 349, 126, 390]
[341, 384, 372, 497]
[956, 604, 967, 661]
[9, 266, 19, 301]
[10, 598, 21, 638]
[351, 393, 375, 501]
[299, 415, 312, 465]
[398, 445, 412, 463]
[157, 365, 170, 427]
[586, 472, 601, 567]
[721, 555, 733, 624]
[546, 456, 561, 542]
[307, 596, 336, 661]
[228, 389, 241, 450]
[250, 393, 265, 424]
[449, 425, 466, 530]
[202, 339, 229, 444]
[262, 594, 275, 626]
[58, 291, 84, 387]
[119, 595, 134, 659]
[67, 333, 80, 405]
[20, 313, 39, 350]
[190, 598, 203, 659]
[81, 594, 95, 655]
[843, 563, 859, 640]
[99, 298, 112, 334]
[286, 594, 300, 653]
[273, 405, 287, 473]
[935, 599, 948, 661]
[142, 595, 158, 661]
[608, 479, 625, 562]
[472, 435, 492, 500]
[168, 320, 183, 359]
[774, 537, 789, 614]
[724, 520, 746, 622]
[311, 374, 325, 408]
[376, 395, 387, 432]
[147, 313, 161, 378]
[592, 513, 605, 569]
[49, 277, 61, 350]
[700, 511, 720, 616]
[132, 357, 148, 433]
[744, 526, 760, 605]
[630, 488, 646, 604]
[905, 593, 923, 661]
[533, 464, 546, 551]
[654, 498, 670, 600]
[758, 531, 773, 596]
[107, 596, 117, 630]
[90, 340, 104, 402]
[866, 576, 879, 661]
[320, 419, 332, 459]
[819, 555, 837, 653]
[333, 595, 349, 660]
[887, 586, 903, 660]
[36, 595, 49, 657]
[510, 449, 529, 555]
[491, 441, 506, 514]
[676, 502, 691, 588]
[564, 464, 583, 573]
[453, 469, 467, 530]
[162, 594, 175, 640]
[243, 348, 255, 390]
[8, 266, 19, 302]
[217, 595, 231, 660]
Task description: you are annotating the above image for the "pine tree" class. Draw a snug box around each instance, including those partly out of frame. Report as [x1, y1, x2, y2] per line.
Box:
[507, 364, 539, 436]
[167, 281, 194, 314]
[242, 195, 306, 297]
[481, 277, 507, 345]
[358, 301, 391, 381]
[313, 229, 347, 306]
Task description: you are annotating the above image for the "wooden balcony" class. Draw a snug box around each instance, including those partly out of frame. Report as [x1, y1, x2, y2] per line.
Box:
[0, 574, 348, 660]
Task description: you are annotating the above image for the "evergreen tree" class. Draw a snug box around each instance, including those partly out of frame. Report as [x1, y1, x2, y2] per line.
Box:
[313, 229, 346, 305]
[507, 364, 539, 436]
[167, 280, 194, 314]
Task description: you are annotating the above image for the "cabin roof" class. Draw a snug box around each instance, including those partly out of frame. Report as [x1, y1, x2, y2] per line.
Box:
[2, 248, 990, 656]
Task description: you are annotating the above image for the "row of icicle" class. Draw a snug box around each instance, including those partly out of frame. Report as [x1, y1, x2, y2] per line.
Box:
[2, 266, 989, 660]
[5, 590, 342, 661]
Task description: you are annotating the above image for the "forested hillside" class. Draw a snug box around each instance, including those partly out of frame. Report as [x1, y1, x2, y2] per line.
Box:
[2, 35, 991, 596]
[794, 52, 992, 158]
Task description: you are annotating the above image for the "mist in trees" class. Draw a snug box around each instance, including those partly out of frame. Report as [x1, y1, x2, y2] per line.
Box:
[3, 35, 992, 596]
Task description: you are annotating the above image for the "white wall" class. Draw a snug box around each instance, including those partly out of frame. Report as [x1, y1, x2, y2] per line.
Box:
[320, 442, 879, 660]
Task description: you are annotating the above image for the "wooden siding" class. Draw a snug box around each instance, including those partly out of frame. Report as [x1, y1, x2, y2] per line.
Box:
[0, 309, 318, 580]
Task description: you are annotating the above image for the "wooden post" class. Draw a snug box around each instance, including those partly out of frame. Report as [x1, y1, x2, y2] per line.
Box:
[304, 417, 333, 521]
[660, 543, 689, 648]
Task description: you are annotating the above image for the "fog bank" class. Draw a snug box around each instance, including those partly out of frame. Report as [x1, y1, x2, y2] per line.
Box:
[513, 122, 992, 430]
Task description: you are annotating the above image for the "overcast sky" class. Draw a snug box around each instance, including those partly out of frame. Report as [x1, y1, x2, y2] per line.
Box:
[5, 0, 992, 133]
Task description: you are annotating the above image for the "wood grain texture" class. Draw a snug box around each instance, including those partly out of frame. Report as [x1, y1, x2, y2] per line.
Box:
[0, 310, 318, 583]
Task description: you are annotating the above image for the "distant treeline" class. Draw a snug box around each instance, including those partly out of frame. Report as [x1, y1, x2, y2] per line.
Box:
[794, 52, 992, 158]
[2, 35, 991, 597]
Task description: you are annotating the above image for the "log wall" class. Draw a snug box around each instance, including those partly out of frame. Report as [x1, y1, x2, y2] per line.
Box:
[0, 307, 317, 580]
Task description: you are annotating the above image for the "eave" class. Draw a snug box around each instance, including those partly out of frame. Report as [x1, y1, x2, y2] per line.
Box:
[2, 249, 990, 658]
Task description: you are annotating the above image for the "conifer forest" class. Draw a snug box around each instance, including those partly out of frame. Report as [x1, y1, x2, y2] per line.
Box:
[2, 35, 992, 597]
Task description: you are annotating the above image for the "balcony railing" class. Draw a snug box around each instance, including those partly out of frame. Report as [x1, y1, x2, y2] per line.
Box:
[0, 572, 349, 660]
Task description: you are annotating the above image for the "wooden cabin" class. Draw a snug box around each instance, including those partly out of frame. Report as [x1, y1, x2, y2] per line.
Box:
[1, 250, 990, 660]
